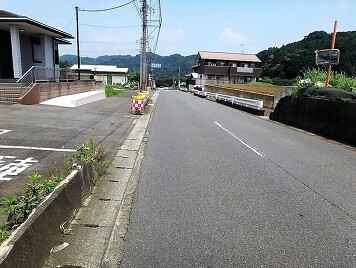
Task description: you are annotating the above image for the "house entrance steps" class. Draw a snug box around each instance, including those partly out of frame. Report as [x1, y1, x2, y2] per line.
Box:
[0, 82, 23, 103]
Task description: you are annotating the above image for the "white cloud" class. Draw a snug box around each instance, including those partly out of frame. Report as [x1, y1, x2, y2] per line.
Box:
[219, 28, 247, 44]
[160, 29, 184, 42]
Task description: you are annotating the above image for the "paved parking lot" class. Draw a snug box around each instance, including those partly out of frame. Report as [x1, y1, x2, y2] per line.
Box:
[0, 92, 137, 199]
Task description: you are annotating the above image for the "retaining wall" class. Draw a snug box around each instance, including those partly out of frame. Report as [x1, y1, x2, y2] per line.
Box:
[205, 85, 275, 109]
[270, 96, 356, 146]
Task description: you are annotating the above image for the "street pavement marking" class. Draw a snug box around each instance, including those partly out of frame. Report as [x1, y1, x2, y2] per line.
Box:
[0, 156, 38, 181]
[214, 121, 265, 158]
[188, 102, 198, 110]
[0, 145, 76, 152]
[0, 129, 12, 136]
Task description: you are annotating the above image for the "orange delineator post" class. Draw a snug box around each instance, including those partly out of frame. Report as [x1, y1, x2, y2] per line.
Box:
[325, 21, 338, 87]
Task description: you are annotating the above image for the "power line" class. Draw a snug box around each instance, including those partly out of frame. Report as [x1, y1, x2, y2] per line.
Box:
[79, 0, 135, 12]
[80, 23, 140, 29]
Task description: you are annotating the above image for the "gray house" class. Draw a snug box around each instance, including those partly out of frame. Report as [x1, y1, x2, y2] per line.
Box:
[0, 10, 73, 80]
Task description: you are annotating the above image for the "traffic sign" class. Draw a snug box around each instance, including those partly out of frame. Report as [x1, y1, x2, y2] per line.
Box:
[151, 63, 162, 68]
[315, 49, 340, 65]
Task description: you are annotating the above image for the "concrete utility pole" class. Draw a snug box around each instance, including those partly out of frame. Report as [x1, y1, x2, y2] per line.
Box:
[140, 0, 148, 91]
[178, 67, 181, 88]
[75, 6, 80, 80]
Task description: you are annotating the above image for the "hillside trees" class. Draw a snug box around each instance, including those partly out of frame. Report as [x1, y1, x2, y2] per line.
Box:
[257, 31, 356, 79]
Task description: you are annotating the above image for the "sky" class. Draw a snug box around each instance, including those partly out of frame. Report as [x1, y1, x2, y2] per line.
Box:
[1, 0, 355, 58]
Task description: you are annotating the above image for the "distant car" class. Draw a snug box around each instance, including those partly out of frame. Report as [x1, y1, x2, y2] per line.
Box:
[193, 85, 204, 91]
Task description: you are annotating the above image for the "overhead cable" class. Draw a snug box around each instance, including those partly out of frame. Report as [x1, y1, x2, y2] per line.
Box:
[80, 0, 135, 12]
[80, 23, 141, 29]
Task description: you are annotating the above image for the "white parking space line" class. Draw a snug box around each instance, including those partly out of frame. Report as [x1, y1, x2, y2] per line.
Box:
[214, 121, 265, 158]
[0, 145, 76, 152]
[0, 129, 12, 136]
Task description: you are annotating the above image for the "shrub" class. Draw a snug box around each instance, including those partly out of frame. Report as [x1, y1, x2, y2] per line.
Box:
[105, 85, 128, 97]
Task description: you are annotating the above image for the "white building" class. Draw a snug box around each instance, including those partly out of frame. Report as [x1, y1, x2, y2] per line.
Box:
[70, 64, 129, 85]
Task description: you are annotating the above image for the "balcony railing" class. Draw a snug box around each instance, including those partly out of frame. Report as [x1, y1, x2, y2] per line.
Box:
[203, 66, 260, 76]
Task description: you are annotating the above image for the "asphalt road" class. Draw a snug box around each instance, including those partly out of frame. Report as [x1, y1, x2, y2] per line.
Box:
[121, 90, 356, 267]
[0, 92, 137, 199]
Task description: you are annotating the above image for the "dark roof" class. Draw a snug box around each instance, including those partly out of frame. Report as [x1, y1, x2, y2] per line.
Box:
[0, 10, 73, 39]
[0, 10, 26, 18]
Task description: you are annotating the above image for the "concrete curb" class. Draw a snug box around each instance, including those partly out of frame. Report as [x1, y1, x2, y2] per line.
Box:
[0, 164, 95, 268]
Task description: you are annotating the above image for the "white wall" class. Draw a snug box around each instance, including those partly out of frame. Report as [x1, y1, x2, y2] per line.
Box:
[10, 26, 22, 78]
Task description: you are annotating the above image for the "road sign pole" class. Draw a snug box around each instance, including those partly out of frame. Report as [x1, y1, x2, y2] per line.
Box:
[325, 21, 338, 87]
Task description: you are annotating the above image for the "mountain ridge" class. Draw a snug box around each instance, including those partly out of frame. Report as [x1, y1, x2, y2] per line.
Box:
[60, 30, 356, 79]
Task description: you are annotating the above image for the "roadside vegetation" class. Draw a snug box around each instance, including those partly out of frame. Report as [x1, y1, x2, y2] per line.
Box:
[0, 139, 110, 243]
[291, 68, 356, 96]
[105, 84, 129, 97]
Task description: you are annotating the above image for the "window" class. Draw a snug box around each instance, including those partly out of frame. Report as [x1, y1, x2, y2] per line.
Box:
[31, 37, 42, 63]
[54, 49, 59, 65]
[250, 63, 255, 68]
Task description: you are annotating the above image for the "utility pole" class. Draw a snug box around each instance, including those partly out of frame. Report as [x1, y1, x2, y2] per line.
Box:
[140, 0, 148, 91]
[178, 67, 181, 89]
[75, 6, 81, 80]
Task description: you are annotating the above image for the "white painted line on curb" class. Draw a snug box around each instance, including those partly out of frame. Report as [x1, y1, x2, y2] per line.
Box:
[188, 102, 198, 110]
[0, 145, 76, 152]
[214, 121, 265, 158]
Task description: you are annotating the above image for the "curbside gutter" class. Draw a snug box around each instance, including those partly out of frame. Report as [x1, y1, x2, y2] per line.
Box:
[0, 164, 95, 268]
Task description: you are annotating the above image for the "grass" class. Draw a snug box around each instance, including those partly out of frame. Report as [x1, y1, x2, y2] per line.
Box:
[209, 83, 283, 95]
[292, 68, 356, 96]
[105, 85, 129, 97]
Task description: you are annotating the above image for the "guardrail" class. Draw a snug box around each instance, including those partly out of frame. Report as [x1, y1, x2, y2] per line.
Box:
[192, 89, 263, 109]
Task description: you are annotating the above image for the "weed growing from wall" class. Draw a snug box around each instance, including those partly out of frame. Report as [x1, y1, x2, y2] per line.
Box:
[0, 139, 111, 243]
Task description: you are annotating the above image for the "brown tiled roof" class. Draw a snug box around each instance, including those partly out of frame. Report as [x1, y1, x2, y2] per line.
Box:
[198, 51, 261, 63]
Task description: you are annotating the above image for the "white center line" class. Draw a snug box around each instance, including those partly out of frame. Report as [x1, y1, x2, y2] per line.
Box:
[0, 129, 12, 136]
[0, 145, 76, 152]
[214, 121, 265, 158]
[188, 102, 198, 110]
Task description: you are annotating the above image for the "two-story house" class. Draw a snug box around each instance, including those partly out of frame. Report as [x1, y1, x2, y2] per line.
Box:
[191, 51, 261, 87]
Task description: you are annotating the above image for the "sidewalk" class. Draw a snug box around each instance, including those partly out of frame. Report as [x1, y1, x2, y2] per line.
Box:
[44, 91, 158, 268]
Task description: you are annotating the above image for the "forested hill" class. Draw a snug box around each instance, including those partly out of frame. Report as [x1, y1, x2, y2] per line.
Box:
[257, 31, 356, 79]
[60, 31, 356, 79]
[60, 53, 196, 78]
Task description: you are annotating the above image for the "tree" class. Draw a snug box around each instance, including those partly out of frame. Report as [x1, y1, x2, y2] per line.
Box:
[59, 60, 72, 69]
[129, 71, 140, 82]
